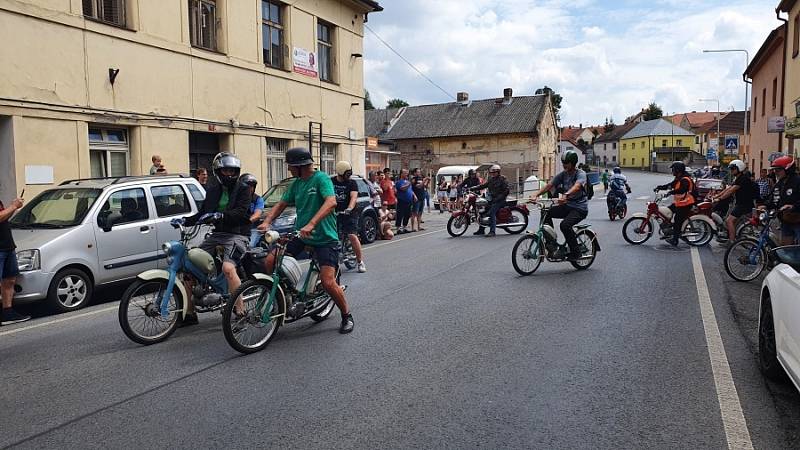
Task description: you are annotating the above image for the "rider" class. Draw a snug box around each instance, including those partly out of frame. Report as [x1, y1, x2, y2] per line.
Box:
[530, 150, 588, 261]
[710, 159, 755, 242]
[258, 147, 354, 334]
[472, 165, 509, 237]
[178, 152, 252, 325]
[240, 173, 265, 248]
[766, 156, 800, 245]
[332, 161, 366, 273]
[458, 169, 481, 192]
[655, 161, 696, 246]
[608, 167, 631, 209]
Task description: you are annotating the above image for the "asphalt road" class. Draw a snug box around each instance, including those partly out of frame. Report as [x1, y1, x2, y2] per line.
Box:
[2, 170, 799, 449]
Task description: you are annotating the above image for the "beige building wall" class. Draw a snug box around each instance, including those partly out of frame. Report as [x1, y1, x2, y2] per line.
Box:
[784, 0, 800, 155]
[0, 0, 375, 198]
[748, 27, 785, 172]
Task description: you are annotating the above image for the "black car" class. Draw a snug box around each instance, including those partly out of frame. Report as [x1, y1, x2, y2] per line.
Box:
[261, 175, 379, 243]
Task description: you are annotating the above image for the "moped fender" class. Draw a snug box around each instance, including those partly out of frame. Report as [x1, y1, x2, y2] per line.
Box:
[136, 269, 190, 319]
[581, 228, 602, 252]
[630, 212, 648, 219]
[450, 211, 468, 218]
[512, 205, 530, 215]
[686, 214, 715, 231]
[250, 273, 287, 323]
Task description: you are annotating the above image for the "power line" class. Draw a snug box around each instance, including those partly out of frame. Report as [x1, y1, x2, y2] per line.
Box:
[364, 24, 455, 101]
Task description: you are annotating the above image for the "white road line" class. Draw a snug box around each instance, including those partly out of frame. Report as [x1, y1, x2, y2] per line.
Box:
[636, 196, 649, 200]
[690, 247, 753, 450]
[0, 305, 118, 337]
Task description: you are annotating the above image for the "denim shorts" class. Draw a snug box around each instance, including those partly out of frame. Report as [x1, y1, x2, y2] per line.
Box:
[336, 214, 358, 235]
[199, 233, 249, 265]
[286, 238, 339, 269]
[781, 222, 800, 244]
[0, 250, 20, 279]
[412, 200, 424, 214]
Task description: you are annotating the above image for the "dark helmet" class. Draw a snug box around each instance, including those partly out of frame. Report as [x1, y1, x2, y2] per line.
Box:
[468, 169, 476, 177]
[212, 152, 242, 186]
[239, 173, 258, 189]
[286, 147, 314, 167]
[561, 150, 579, 165]
[670, 161, 686, 175]
[613, 167, 621, 174]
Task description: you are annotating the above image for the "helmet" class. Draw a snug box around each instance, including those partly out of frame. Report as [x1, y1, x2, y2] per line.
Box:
[335, 161, 353, 177]
[286, 147, 314, 167]
[728, 159, 745, 173]
[212, 152, 242, 186]
[670, 161, 686, 175]
[468, 169, 476, 177]
[613, 167, 621, 174]
[489, 164, 501, 173]
[561, 150, 579, 165]
[239, 173, 258, 188]
[771, 155, 795, 171]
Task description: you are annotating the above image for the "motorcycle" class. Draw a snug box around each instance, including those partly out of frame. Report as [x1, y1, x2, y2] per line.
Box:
[606, 190, 628, 221]
[511, 199, 600, 275]
[447, 189, 529, 237]
[621, 193, 714, 246]
[118, 217, 264, 345]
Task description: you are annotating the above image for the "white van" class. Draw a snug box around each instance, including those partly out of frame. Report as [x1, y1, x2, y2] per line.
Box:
[434, 165, 494, 210]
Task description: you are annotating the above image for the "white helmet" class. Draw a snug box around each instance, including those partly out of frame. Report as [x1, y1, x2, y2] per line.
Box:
[335, 161, 353, 177]
[729, 159, 745, 173]
[489, 164, 501, 173]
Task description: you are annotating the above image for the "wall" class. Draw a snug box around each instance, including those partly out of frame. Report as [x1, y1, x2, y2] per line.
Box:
[0, 116, 16, 202]
[592, 141, 619, 166]
[619, 134, 692, 168]
[749, 32, 786, 172]
[784, 1, 800, 156]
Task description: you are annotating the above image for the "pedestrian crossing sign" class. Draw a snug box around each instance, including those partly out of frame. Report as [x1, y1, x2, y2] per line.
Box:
[724, 136, 739, 154]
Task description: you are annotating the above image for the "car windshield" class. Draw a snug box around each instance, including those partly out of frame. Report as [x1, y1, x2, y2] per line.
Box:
[262, 179, 293, 207]
[774, 246, 800, 271]
[10, 188, 102, 228]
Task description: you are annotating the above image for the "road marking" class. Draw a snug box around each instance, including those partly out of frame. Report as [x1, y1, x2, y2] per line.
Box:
[690, 247, 753, 450]
[364, 229, 444, 251]
[636, 196, 649, 200]
[0, 305, 118, 337]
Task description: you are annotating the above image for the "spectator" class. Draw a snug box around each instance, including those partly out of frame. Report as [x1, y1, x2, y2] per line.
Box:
[601, 169, 609, 192]
[378, 208, 395, 240]
[423, 176, 431, 215]
[380, 169, 397, 210]
[0, 195, 31, 325]
[368, 171, 382, 209]
[240, 174, 264, 248]
[195, 168, 209, 189]
[448, 178, 458, 210]
[455, 175, 465, 209]
[755, 168, 772, 205]
[150, 155, 162, 175]
[437, 176, 449, 213]
[395, 169, 413, 234]
[410, 168, 425, 232]
[156, 164, 167, 175]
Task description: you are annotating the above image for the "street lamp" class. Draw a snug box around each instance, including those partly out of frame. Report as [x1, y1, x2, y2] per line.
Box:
[702, 49, 750, 159]
[699, 98, 721, 161]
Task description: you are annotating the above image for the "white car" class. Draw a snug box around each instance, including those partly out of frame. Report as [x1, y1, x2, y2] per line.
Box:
[758, 245, 800, 388]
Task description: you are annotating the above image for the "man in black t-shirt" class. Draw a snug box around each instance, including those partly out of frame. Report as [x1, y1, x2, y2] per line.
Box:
[332, 161, 366, 273]
[0, 196, 31, 325]
[410, 168, 426, 232]
[711, 160, 755, 241]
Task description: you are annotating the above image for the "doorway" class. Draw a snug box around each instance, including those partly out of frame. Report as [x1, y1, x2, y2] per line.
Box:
[189, 132, 220, 178]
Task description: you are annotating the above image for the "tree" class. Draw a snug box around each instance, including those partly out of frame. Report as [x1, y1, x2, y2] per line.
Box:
[387, 98, 409, 109]
[364, 90, 375, 110]
[643, 102, 663, 121]
[603, 117, 616, 133]
[535, 86, 563, 121]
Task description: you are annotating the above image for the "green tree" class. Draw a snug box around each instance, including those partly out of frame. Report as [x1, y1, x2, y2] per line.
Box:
[364, 90, 375, 110]
[387, 98, 409, 109]
[643, 102, 663, 121]
[535, 86, 563, 121]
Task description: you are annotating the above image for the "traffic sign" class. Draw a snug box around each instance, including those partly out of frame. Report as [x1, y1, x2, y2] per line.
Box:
[724, 135, 739, 155]
[706, 148, 718, 160]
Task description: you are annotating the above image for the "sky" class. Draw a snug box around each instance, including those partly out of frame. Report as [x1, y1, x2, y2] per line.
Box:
[363, 0, 782, 126]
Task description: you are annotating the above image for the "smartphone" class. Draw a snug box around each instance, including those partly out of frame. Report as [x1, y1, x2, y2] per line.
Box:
[19, 189, 24, 198]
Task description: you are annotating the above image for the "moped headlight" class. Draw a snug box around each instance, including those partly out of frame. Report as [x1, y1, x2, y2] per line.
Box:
[162, 242, 174, 256]
[16, 249, 40, 272]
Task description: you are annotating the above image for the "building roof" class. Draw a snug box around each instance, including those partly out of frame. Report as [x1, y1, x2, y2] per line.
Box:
[560, 126, 584, 146]
[621, 118, 694, 139]
[593, 121, 638, 143]
[382, 95, 548, 140]
[696, 111, 749, 134]
[745, 25, 786, 78]
[365, 108, 400, 138]
[354, 0, 383, 12]
[777, 0, 797, 13]
[680, 112, 721, 129]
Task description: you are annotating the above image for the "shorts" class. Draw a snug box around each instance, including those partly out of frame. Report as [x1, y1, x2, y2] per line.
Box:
[286, 238, 339, 269]
[781, 223, 800, 244]
[337, 213, 358, 235]
[0, 250, 19, 279]
[412, 200, 424, 214]
[199, 232, 249, 265]
[730, 205, 753, 218]
[437, 191, 447, 199]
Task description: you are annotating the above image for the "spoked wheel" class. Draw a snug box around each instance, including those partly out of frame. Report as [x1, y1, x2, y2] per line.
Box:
[736, 222, 759, 239]
[503, 210, 528, 234]
[309, 270, 340, 322]
[341, 238, 356, 270]
[447, 215, 470, 237]
[512, 234, 543, 276]
[570, 230, 598, 270]
[223, 279, 285, 354]
[683, 219, 713, 247]
[622, 217, 653, 245]
[118, 279, 183, 345]
[758, 297, 787, 381]
[724, 238, 767, 282]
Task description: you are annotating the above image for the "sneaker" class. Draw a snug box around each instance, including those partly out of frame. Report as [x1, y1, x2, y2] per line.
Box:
[1, 308, 31, 325]
[339, 314, 354, 334]
[179, 312, 199, 327]
[473, 229, 486, 236]
[485, 231, 496, 237]
[357, 261, 367, 273]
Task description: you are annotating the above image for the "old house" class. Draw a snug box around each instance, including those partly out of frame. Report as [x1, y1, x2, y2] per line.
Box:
[778, 0, 799, 156]
[591, 121, 638, 168]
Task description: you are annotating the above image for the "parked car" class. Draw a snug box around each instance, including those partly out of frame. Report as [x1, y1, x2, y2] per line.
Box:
[261, 174, 379, 244]
[10, 175, 206, 313]
[758, 245, 800, 389]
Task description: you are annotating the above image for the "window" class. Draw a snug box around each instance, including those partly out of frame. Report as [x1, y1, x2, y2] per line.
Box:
[603, 144, 607, 150]
[762, 88, 766, 116]
[461, 142, 467, 149]
[612, 156, 617, 162]
[98, 188, 148, 228]
[753, 97, 758, 122]
[187, 184, 205, 202]
[151, 185, 192, 217]
[262, 1, 284, 68]
[317, 21, 334, 82]
[83, 0, 126, 27]
[794, 13, 799, 58]
[265, 138, 289, 188]
[676, 139, 683, 147]
[612, 143, 616, 149]
[641, 158, 645, 167]
[623, 158, 626, 165]
[662, 139, 668, 147]
[695, 136, 700, 144]
[632, 142, 636, 149]
[89, 127, 128, 178]
[773, 78, 778, 109]
[622, 143, 626, 150]
[320, 143, 337, 175]
[189, 0, 218, 51]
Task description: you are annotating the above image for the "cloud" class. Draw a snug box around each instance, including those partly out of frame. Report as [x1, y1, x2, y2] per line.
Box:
[364, 0, 779, 125]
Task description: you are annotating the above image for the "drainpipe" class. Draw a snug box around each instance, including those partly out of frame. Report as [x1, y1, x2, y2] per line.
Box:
[777, 9, 789, 154]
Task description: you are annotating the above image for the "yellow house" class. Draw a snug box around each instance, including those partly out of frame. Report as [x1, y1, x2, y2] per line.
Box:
[619, 118, 695, 169]
[779, 0, 800, 155]
[0, 0, 382, 201]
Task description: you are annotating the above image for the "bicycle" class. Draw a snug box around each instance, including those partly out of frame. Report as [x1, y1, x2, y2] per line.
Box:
[336, 210, 357, 270]
[724, 209, 780, 282]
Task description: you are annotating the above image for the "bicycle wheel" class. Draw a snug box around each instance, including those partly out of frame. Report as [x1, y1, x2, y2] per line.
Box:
[512, 234, 543, 276]
[310, 269, 340, 323]
[622, 217, 653, 245]
[341, 238, 356, 270]
[223, 279, 284, 354]
[118, 278, 183, 345]
[570, 230, 597, 270]
[724, 238, 767, 282]
[683, 219, 712, 247]
[736, 222, 758, 239]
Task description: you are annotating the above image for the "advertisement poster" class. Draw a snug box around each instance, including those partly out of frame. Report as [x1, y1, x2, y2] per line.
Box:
[293, 47, 318, 78]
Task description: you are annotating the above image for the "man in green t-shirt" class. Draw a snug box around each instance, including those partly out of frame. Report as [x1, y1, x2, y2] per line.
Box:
[259, 147, 354, 333]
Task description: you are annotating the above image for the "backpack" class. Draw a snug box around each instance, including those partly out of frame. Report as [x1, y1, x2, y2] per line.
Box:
[610, 177, 626, 192]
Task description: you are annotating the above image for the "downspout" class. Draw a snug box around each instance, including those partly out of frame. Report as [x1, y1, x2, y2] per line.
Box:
[777, 9, 789, 153]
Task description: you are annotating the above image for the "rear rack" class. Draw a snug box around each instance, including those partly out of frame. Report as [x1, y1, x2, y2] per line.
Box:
[59, 174, 189, 186]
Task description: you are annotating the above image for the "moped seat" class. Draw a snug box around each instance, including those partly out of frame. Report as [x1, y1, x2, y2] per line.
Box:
[573, 224, 592, 230]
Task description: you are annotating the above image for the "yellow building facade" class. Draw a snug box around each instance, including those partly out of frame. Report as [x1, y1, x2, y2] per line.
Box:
[619, 119, 696, 169]
[0, 0, 381, 200]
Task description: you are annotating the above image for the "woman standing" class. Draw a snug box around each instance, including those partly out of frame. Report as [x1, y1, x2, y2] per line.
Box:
[437, 176, 449, 212]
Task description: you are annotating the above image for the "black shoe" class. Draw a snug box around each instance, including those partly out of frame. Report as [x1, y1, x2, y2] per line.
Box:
[179, 313, 199, 327]
[566, 252, 581, 262]
[485, 231, 496, 237]
[1, 308, 31, 326]
[668, 237, 679, 247]
[473, 229, 485, 236]
[339, 314, 354, 334]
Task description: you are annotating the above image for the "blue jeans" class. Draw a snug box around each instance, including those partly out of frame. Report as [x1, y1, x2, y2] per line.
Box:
[488, 201, 503, 233]
[250, 229, 261, 248]
[0, 250, 20, 279]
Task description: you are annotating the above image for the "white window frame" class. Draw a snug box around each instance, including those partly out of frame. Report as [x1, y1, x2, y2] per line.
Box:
[83, 0, 126, 27]
[320, 143, 337, 175]
[189, 0, 218, 51]
[89, 127, 129, 178]
[265, 138, 289, 188]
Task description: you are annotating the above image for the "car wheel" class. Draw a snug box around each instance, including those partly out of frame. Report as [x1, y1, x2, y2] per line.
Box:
[758, 296, 788, 382]
[46, 268, 94, 313]
[360, 214, 378, 244]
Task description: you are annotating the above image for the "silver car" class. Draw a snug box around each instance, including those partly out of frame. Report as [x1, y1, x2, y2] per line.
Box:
[10, 175, 206, 313]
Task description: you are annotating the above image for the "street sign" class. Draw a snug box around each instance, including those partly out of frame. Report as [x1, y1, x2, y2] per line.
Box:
[706, 148, 718, 160]
[724, 135, 739, 155]
[768, 116, 786, 133]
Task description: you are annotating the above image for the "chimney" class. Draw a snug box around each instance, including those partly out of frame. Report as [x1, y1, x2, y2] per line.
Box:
[457, 92, 470, 106]
[579, 123, 583, 129]
[502, 88, 513, 105]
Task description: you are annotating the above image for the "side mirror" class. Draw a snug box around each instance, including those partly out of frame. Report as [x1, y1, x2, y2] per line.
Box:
[97, 213, 112, 232]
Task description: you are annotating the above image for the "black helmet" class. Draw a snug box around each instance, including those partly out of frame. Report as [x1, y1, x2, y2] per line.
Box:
[468, 169, 475, 177]
[239, 173, 258, 188]
[212, 152, 242, 187]
[613, 167, 621, 174]
[670, 161, 686, 175]
[286, 147, 314, 167]
[561, 150, 579, 165]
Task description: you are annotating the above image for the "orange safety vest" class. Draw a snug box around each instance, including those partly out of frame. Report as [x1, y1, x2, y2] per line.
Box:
[673, 176, 695, 207]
